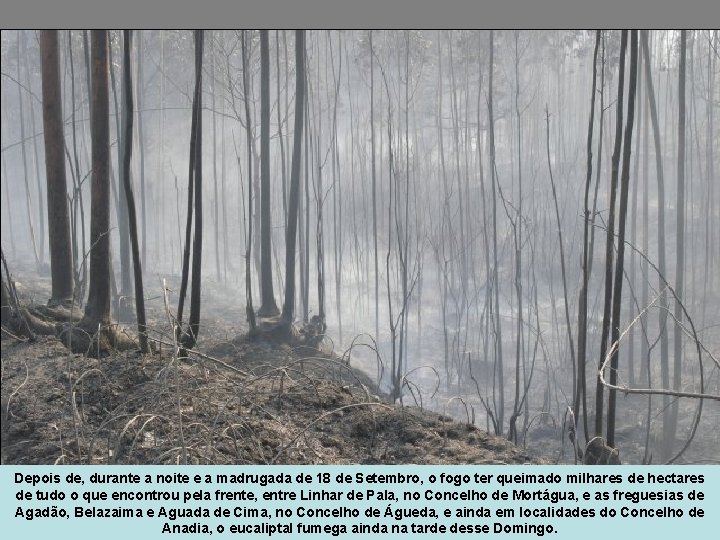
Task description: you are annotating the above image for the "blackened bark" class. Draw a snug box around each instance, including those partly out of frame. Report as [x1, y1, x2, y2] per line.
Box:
[282, 31, 306, 322]
[120, 30, 148, 353]
[607, 30, 639, 448]
[183, 30, 204, 349]
[595, 30, 627, 438]
[575, 30, 600, 443]
[84, 30, 111, 325]
[40, 30, 74, 306]
[258, 30, 279, 317]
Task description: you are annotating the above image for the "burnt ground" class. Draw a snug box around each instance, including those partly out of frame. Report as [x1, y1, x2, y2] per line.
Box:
[1, 271, 541, 465]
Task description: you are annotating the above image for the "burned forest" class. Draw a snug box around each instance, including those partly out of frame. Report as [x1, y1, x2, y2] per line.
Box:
[1, 30, 718, 465]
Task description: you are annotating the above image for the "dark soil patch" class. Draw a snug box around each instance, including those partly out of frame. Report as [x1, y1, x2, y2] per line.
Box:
[1, 332, 541, 464]
[1, 274, 542, 465]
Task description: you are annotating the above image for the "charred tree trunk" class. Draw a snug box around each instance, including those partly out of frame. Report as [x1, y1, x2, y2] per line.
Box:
[258, 30, 279, 317]
[668, 30, 687, 454]
[640, 30, 671, 460]
[40, 30, 74, 306]
[241, 31, 257, 330]
[182, 30, 204, 349]
[575, 30, 600, 443]
[60, 31, 133, 353]
[488, 30, 504, 436]
[595, 30, 628, 438]
[607, 30, 638, 449]
[109, 32, 132, 314]
[67, 31, 87, 301]
[120, 30, 148, 353]
[83, 30, 112, 326]
[135, 32, 147, 267]
[281, 30, 306, 323]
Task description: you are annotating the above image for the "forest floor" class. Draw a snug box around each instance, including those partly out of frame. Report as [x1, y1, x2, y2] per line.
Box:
[1, 270, 542, 465]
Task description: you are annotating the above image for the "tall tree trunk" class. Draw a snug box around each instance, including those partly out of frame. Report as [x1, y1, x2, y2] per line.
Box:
[22, 31, 46, 266]
[177, 30, 204, 349]
[276, 31, 288, 229]
[488, 30, 504, 435]
[220, 47, 229, 284]
[595, 30, 628, 438]
[436, 34, 451, 386]
[315, 37, 327, 326]
[17, 31, 41, 269]
[135, 33, 147, 268]
[300, 80, 310, 323]
[281, 30, 306, 323]
[241, 31, 257, 330]
[84, 30, 111, 326]
[109, 33, 132, 308]
[67, 31, 87, 300]
[183, 30, 204, 349]
[369, 31, 379, 344]
[448, 32, 468, 309]
[120, 31, 148, 353]
[627, 43, 643, 387]
[508, 31, 530, 444]
[575, 30, 600, 443]
[607, 30, 639, 449]
[211, 34, 222, 282]
[331, 33, 344, 345]
[704, 31, 716, 321]
[40, 30, 74, 306]
[668, 30, 687, 454]
[159, 31, 168, 270]
[546, 105, 576, 440]
[258, 30, 279, 317]
[476, 31, 494, 433]
[640, 30, 671, 460]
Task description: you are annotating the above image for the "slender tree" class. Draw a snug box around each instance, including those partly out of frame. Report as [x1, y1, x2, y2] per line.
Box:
[40, 30, 74, 306]
[668, 30, 687, 453]
[258, 30, 279, 317]
[488, 30, 504, 435]
[282, 30, 306, 323]
[575, 30, 601, 443]
[276, 31, 288, 228]
[241, 31, 257, 330]
[211, 34, 221, 281]
[369, 31, 379, 344]
[185, 30, 204, 348]
[176, 30, 204, 350]
[641, 30, 670, 459]
[22, 31, 46, 267]
[17, 31, 41, 269]
[109, 32, 132, 314]
[120, 31, 148, 353]
[135, 32, 147, 267]
[82, 30, 112, 330]
[67, 31, 87, 299]
[595, 30, 627, 438]
[607, 30, 639, 449]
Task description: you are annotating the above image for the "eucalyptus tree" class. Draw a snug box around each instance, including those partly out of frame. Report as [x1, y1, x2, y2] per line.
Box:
[258, 30, 279, 317]
[281, 30, 306, 323]
[594, 30, 628, 439]
[640, 30, 670, 459]
[176, 30, 204, 349]
[40, 30, 74, 306]
[668, 30, 687, 456]
[120, 30, 148, 353]
[607, 30, 639, 449]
